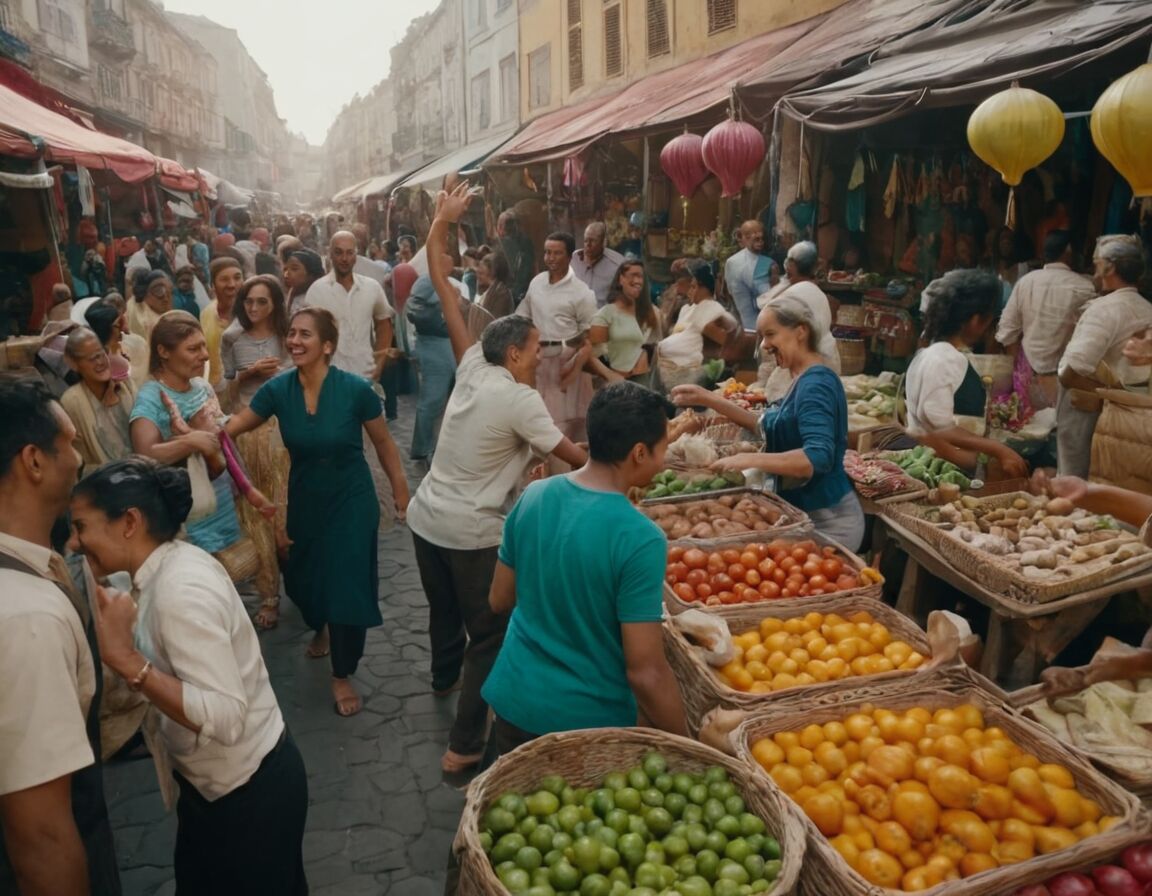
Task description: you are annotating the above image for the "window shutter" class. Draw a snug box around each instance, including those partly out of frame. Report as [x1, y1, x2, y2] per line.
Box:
[707, 0, 736, 34]
[646, 0, 670, 58]
[604, 3, 622, 77]
[568, 24, 584, 90]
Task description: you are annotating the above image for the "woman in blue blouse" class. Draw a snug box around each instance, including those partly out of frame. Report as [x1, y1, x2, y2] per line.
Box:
[671, 294, 864, 550]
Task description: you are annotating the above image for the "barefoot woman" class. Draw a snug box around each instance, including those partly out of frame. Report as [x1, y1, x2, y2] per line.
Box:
[226, 307, 409, 716]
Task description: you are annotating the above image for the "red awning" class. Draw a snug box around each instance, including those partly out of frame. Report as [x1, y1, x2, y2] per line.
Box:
[0, 81, 156, 183]
[488, 16, 827, 167]
[157, 157, 200, 192]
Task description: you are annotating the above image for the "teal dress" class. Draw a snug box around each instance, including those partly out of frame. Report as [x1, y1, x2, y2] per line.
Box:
[250, 367, 383, 630]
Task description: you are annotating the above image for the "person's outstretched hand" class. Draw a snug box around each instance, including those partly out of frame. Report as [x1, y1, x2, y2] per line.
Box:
[1029, 469, 1088, 504]
[435, 182, 475, 225]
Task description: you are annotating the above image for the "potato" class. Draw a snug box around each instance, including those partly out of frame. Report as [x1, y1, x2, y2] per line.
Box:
[669, 521, 692, 539]
[752, 521, 770, 531]
[717, 495, 736, 507]
[690, 522, 715, 538]
[1046, 497, 1075, 516]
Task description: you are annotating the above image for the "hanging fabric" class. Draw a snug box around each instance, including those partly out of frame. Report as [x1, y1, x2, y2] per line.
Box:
[76, 165, 95, 217]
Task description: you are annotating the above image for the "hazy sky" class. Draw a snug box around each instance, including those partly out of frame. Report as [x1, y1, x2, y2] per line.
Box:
[162, 0, 442, 146]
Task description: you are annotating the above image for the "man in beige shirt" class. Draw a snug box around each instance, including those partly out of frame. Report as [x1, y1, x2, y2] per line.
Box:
[0, 380, 120, 894]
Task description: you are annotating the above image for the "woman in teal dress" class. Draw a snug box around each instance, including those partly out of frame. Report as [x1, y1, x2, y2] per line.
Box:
[226, 306, 410, 716]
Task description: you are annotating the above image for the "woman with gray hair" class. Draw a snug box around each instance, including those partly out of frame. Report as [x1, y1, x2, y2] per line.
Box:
[671, 293, 864, 550]
[757, 241, 840, 382]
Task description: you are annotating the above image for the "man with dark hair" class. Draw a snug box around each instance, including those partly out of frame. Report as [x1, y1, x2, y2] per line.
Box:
[482, 378, 688, 758]
[407, 187, 587, 772]
[0, 381, 121, 894]
[997, 228, 1096, 409]
[497, 210, 535, 303]
[516, 230, 598, 446]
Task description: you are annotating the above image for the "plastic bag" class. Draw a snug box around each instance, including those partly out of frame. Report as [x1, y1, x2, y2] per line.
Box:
[671, 610, 735, 667]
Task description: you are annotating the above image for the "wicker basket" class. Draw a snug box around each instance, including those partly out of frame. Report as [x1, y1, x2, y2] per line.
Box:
[1009, 682, 1152, 800]
[454, 728, 806, 896]
[883, 492, 1152, 604]
[664, 595, 936, 735]
[836, 304, 867, 328]
[732, 667, 1152, 896]
[640, 490, 811, 543]
[837, 337, 867, 376]
[664, 531, 882, 619]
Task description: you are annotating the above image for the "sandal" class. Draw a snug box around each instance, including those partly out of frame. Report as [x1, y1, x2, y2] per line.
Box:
[441, 749, 483, 773]
[305, 628, 330, 658]
[332, 678, 362, 717]
[254, 600, 279, 630]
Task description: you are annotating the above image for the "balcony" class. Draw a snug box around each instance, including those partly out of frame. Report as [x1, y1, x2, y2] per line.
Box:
[90, 7, 135, 61]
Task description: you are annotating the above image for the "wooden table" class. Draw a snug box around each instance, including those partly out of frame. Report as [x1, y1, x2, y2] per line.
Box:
[882, 514, 1152, 688]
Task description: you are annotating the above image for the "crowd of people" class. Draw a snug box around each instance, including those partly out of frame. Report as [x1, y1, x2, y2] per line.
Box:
[3, 175, 1151, 894]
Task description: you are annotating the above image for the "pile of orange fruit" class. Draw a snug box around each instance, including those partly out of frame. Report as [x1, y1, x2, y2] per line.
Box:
[750, 703, 1119, 892]
[716, 610, 926, 694]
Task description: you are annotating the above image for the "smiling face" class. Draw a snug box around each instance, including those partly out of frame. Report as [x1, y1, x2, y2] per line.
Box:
[144, 278, 172, 315]
[67, 493, 129, 578]
[286, 312, 333, 368]
[619, 264, 645, 301]
[506, 326, 541, 387]
[38, 403, 82, 518]
[758, 309, 806, 370]
[213, 265, 243, 308]
[329, 234, 357, 278]
[543, 239, 571, 278]
[242, 282, 274, 327]
[157, 330, 209, 381]
[69, 335, 112, 386]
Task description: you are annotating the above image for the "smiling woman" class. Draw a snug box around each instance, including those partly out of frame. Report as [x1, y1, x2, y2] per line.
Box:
[59, 327, 137, 472]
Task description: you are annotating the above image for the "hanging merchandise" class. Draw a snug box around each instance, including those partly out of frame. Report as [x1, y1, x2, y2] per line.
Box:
[966, 81, 1064, 226]
[845, 151, 867, 233]
[1091, 61, 1152, 197]
[659, 129, 709, 199]
[76, 165, 95, 217]
[701, 111, 766, 198]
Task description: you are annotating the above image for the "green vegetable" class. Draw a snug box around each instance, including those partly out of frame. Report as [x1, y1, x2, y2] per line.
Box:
[647, 486, 670, 498]
[905, 464, 928, 480]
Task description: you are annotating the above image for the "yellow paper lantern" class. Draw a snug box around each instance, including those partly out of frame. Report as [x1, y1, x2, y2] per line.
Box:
[967, 82, 1065, 187]
[1091, 63, 1152, 197]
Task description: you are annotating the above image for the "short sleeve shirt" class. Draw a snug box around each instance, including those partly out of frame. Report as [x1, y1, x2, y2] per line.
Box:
[905, 342, 974, 435]
[406, 344, 564, 549]
[1059, 287, 1152, 385]
[303, 272, 395, 379]
[482, 477, 667, 734]
[515, 269, 598, 342]
[591, 303, 653, 373]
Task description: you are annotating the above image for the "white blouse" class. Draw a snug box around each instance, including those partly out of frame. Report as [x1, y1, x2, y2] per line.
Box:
[132, 540, 283, 801]
[904, 341, 983, 437]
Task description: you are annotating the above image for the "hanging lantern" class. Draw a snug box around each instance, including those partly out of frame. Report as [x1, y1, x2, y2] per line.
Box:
[1091, 62, 1152, 197]
[967, 81, 1064, 224]
[660, 130, 709, 199]
[702, 116, 766, 198]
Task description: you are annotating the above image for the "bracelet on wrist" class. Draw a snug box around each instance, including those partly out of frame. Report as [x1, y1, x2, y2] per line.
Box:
[128, 659, 153, 692]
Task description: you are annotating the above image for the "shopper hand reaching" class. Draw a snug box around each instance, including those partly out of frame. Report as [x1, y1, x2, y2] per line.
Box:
[430, 182, 476, 363]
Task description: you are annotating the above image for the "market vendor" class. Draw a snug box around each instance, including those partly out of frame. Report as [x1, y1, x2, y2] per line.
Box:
[903, 269, 1029, 480]
[755, 241, 839, 373]
[671, 293, 865, 551]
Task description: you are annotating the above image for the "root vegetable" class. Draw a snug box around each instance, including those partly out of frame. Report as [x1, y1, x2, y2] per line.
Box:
[690, 522, 715, 538]
[1019, 550, 1058, 569]
[669, 521, 692, 539]
[1121, 843, 1152, 883]
[1046, 497, 1075, 515]
[1092, 865, 1143, 896]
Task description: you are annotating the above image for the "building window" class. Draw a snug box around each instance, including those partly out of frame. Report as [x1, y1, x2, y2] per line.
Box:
[528, 43, 551, 110]
[647, 0, 670, 57]
[567, 0, 583, 91]
[604, 2, 623, 77]
[707, 0, 736, 34]
[472, 0, 486, 30]
[471, 69, 491, 132]
[499, 53, 517, 122]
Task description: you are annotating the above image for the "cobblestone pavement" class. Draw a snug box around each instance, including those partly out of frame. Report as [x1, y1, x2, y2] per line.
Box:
[106, 396, 473, 895]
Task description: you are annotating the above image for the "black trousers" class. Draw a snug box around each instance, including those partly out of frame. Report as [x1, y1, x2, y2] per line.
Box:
[173, 730, 308, 896]
[329, 624, 367, 679]
[412, 532, 507, 754]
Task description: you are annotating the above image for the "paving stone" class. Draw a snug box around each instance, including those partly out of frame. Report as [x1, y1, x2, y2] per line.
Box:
[379, 790, 428, 836]
[390, 875, 444, 896]
[315, 875, 386, 896]
[347, 826, 409, 873]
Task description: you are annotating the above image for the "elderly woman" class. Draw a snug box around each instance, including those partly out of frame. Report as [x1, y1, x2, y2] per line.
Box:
[475, 252, 515, 319]
[126, 270, 174, 341]
[657, 261, 731, 387]
[60, 326, 137, 472]
[85, 295, 150, 389]
[758, 241, 839, 372]
[673, 294, 865, 550]
[905, 269, 1029, 479]
[69, 457, 307, 894]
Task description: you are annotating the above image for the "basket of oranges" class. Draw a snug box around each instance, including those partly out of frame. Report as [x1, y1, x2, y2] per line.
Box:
[734, 666, 1149, 896]
[664, 599, 936, 735]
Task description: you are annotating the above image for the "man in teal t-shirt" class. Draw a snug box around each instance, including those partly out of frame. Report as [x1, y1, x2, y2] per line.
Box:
[482, 382, 688, 756]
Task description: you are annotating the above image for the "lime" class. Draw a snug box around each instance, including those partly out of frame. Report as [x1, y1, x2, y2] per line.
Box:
[713, 879, 741, 896]
[479, 831, 494, 853]
[598, 846, 620, 872]
[626, 815, 649, 839]
[499, 793, 529, 820]
[603, 772, 627, 791]
[677, 875, 713, 896]
[561, 786, 580, 806]
[723, 795, 745, 817]
[715, 815, 741, 839]
[703, 799, 727, 825]
[594, 827, 618, 850]
[628, 889, 658, 896]
[723, 838, 751, 863]
[695, 848, 720, 882]
[704, 767, 729, 785]
[704, 830, 728, 854]
[641, 752, 668, 778]
[580, 873, 611, 896]
[540, 775, 567, 796]
[653, 774, 674, 794]
[762, 859, 782, 881]
[738, 886, 752, 896]
[617, 832, 645, 868]
[681, 804, 705, 825]
[672, 773, 695, 796]
[519, 816, 540, 837]
[500, 866, 532, 892]
[586, 819, 603, 835]
[744, 834, 764, 856]
[633, 862, 664, 890]
[549, 860, 581, 891]
[590, 789, 616, 818]
[688, 784, 710, 805]
[626, 768, 650, 790]
[738, 814, 766, 838]
[673, 854, 697, 878]
[608, 881, 629, 896]
[485, 806, 518, 835]
[516, 846, 544, 871]
[552, 832, 573, 852]
[614, 787, 642, 813]
[604, 808, 630, 835]
[572, 835, 602, 875]
[528, 791, 562, 817]
[662, 834, 689, 861]
[526, 885, 556, 896]
[659, 865, 677, 888]
[663, 793, 687, 819]
[608, 867, 630, 886]
[530, 825, 556, 853]
[644, 808, 673, 836]
[641, 788, 664, 809]
[492, 833, 528, 864]
[749, 880, 771, 895]
[543, 848, 562, 867]
[557, 806, 583, 833]
[684, 822, 708, 851]
[717, 860, 750, 885]
[743, 854, 765, 882]
[643, 841, 665, 866]
[709, 781, 736, 801]
[761, 838, 781, 861]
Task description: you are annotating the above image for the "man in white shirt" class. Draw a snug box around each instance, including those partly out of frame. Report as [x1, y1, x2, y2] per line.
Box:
[1057, 234, 1152, 477]
[409, 187, 587, 772]
[571, 221, 624, 307]
[724, 220, 778, 330]
[0, 381, 119, 894]
[516, 231, 599, 443]
[996, 230, 1096, 408]
[303, 231, 395, 382]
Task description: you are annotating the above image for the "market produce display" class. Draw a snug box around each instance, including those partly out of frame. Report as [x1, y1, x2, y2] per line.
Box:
[920, 494, 1151, 579]
[1009, 842, 1152, 896]
[842, 374, 898, 426]
[646, 469, 745, 500]
[642, 494, 800, 540]
[879, 445, 973, 489]
[665, 434, 764, 470]
[843, 450, 924, 500]
[714, 379, 768, 410]
[715, 610, 926, 694]
[477, 752, 786, 896]
[666, 540, 882, 607]
[750, 703, 1120, 891]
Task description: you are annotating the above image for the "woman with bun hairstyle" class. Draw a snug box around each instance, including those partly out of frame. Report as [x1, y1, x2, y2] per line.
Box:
[226, 306, 410, 717]
[69, 456, 307, 895]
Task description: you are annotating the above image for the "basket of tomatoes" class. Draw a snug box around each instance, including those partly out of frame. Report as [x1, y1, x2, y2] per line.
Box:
[664, 598, 936, 736]
[734, 666, 1149, 896]
[664, 535, 883, 619]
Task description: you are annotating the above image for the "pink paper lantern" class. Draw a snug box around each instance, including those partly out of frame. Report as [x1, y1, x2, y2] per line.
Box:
[660, 131, 709, 199]
[702, 118, 766, 198]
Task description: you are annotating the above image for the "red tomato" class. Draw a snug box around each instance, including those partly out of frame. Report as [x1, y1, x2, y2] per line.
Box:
[782, 584, 799, 598]
[795, 540, 817, 555]
[712, 573, 735, 591]
[801, 560, 821, 578]
[665, 573, 676, 586]
[821, 557, 844, 579]
[822, 546, 838, 558]
[757, 558, 776, 577]
[780, 557, 797, 574]
[770, 548, 788, 563]
[808, 574, 828, 590]
[836, 574, 860, 591]
[721, 548, 742, 564]
[673, 583, 696, 602]
[695, 583, 713, 599]
[683, 548, 708, 569]
[744, 569, 762, 587]
[686, 569, 708, 587]
[732, 583, 749, 601]
[668, 545, 686, 564]
[758, 580, 781, 600]
[739, 550, 760, 569]
[809, 587, 825, 596]
[772, 567, 788, 585]
[787, 573, 806, 589]
[707, 556, 726, 575]
[718, 590, 738, 605]
[668, 562, 689, 582]
[706, 596, 722, 607]
[727, 563, 747, 580]
[755, 543, 773, 559]
[790, 546, 809, 563]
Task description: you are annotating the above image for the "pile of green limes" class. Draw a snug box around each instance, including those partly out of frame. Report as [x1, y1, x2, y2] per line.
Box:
[479, 751, 783, 896]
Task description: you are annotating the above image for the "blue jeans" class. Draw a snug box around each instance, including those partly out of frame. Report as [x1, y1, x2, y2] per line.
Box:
[411, 334, 456, 459]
